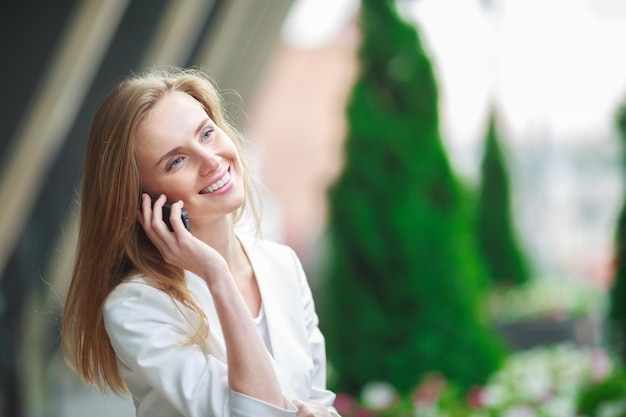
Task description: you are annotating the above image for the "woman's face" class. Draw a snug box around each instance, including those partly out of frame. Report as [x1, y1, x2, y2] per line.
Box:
[135, 91, 245, 224]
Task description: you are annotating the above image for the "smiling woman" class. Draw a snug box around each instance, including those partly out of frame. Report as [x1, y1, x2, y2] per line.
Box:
[61, 67, 340, 417]
[135, 90, 246, 228]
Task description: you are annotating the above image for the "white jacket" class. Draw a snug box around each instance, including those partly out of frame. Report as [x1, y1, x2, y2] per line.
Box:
[103, 235, 338, 417]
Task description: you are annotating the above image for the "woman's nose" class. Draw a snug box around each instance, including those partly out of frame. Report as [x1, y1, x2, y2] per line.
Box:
[198, 148, 220, 175]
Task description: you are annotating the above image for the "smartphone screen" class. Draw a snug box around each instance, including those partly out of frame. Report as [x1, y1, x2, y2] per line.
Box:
[151, 197, 191, 232]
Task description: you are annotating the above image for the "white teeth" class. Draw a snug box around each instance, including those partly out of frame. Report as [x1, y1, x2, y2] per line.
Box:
[201, 171, 231, 194]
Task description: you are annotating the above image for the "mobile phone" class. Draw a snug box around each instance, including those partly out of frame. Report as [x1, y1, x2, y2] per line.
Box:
[151, 197, 191, 232]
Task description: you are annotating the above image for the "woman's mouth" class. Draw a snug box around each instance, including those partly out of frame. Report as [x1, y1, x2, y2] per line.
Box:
[200, 170, 231, 194]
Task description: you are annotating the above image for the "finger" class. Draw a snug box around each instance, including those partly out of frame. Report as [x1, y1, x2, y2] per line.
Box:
[138, 193, 154, 229]
[169, 200, 188, 234]
[150, 194, 168, 231]
[293, 402, 313, 417]
[141, 194, 171, 244]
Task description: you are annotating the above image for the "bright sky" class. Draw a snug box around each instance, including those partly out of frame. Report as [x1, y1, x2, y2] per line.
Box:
[282, 0, 626, 147]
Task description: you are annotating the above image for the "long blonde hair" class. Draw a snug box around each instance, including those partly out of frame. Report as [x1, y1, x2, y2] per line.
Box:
[61, 67, 256, 394]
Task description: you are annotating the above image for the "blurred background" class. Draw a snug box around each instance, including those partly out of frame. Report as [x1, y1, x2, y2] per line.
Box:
[2, 0, 626, 416]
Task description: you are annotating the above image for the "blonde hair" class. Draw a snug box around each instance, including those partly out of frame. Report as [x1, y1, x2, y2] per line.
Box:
[61, 67, 257, 394]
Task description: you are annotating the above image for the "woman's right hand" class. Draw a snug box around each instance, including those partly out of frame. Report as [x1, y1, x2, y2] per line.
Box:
[140, 193, 287, 409]
[138, 193, 229, 282]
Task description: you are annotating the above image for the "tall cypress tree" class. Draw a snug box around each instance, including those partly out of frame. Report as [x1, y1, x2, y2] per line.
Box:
[323, 0, 504, 395]
[608, 101, 626, 360]
[476, 110, 531, 287]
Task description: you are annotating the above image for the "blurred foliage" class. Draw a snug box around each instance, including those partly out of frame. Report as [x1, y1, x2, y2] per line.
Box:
[322, 0, 505, 396]
[577, 367, 626, 417]
[608, 99, 626, 363]
[334, 345, 623, 417]
[475, 110, 531, 287]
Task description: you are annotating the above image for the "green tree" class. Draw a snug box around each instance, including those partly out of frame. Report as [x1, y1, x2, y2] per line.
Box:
[323, 0, 504, 396]
[475, 110, 531, 287]
[608, 101, 626, 361]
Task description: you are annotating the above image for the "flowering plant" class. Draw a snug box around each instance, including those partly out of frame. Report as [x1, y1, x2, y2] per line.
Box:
[333, 344, 625, 417]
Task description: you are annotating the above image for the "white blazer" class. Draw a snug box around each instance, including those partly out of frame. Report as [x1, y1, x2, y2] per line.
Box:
[103, 235, 339, 417]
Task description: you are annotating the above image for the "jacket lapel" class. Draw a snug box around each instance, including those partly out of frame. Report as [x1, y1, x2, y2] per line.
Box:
[239, 235, 312, 399]
[185, 271, 228, 363]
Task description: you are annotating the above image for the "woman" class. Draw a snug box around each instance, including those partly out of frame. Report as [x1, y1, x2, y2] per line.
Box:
[61, 67, 339, 417]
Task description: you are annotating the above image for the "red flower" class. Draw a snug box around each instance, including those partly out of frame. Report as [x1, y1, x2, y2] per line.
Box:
[334, 393, 357, 416]
[466, 386, 486, 409]
[412, 372, 447, 407]
[590, 348, 612, 381]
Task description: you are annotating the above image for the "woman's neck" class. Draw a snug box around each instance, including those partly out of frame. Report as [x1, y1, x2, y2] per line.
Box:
[193, 215, 244, 271]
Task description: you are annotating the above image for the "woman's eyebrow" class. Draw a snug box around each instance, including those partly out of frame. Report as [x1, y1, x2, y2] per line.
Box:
[155, 146, 183, 168]
[195, 117, 210, 135]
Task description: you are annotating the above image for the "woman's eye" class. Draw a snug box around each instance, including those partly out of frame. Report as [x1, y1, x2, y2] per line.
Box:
[168, 156, 183, 170]
[202, 128, 214, 141]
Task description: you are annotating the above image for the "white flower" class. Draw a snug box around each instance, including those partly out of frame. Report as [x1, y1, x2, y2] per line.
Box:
[597, 400, 626, 417]
[501, 405, 537, 417]
[360, 381, 398, 411]
[539, 396, 574, 417]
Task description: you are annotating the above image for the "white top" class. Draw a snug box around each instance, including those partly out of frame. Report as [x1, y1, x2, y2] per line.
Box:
[103, 235, 339, 417]
[254, 304, 273, 355]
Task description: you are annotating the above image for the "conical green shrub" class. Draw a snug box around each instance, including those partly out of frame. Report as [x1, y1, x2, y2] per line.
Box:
[475, 110, 531, 287]
[608, 101, 626, 360]
[323, 0, 505, 396]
